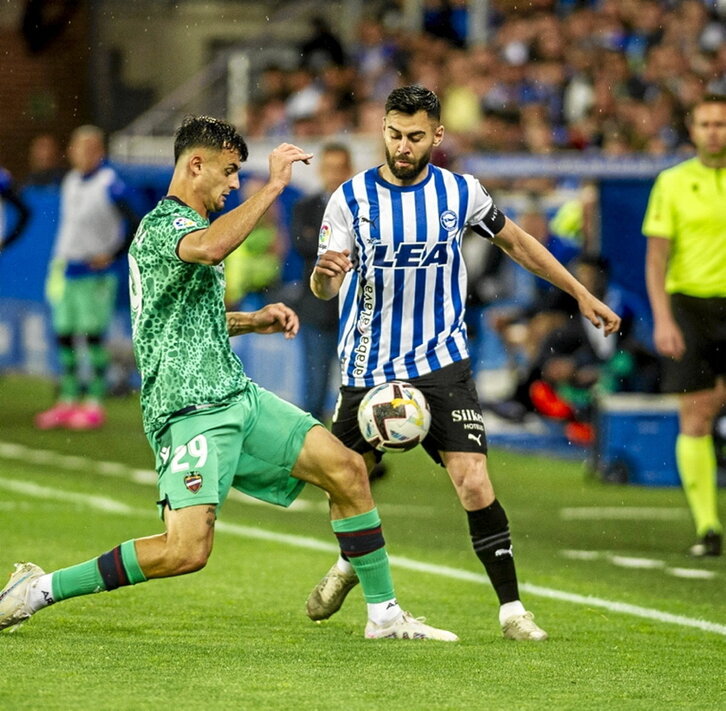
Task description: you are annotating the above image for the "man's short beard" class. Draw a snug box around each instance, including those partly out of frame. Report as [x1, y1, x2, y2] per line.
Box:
[385, 147, 431, 181]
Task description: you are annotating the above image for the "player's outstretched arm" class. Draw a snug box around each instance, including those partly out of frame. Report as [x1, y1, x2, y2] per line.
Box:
[492, 217, 621, 335]
[226, 302, 299, 339]
[179, 144, 313, 266]
[310, 249, 351, 300]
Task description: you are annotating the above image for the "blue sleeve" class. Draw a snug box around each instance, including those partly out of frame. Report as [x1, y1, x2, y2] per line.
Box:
[107, 175, 130, 205]
[0, 167, 12, 195]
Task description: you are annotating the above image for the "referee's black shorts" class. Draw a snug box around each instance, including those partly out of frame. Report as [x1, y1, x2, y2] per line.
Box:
[661, 294, 726, 394]
[331, 359, 488, 466]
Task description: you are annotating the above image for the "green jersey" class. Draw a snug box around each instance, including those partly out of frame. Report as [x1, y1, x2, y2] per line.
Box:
[642, 157, 726, 298]
[128, 197, 249, 434]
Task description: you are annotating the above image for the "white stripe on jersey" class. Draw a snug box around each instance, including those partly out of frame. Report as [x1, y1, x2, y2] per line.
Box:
[319, 164, 498, 388]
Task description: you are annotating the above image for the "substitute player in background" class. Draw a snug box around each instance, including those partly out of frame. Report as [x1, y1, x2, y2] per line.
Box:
[35, 126, 139, 430]
[643, 94, 726, 557]
[308, 85, 620, 641]
[0, 116, 456, 642]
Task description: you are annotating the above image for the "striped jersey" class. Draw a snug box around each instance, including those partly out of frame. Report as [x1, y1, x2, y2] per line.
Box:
[318, 164, 505, 388]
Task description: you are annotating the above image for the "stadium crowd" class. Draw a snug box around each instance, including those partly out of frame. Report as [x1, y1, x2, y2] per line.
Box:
[4, 0, 722, 432]
[245, 0, 724, 161]
[237, 0, 725, 440]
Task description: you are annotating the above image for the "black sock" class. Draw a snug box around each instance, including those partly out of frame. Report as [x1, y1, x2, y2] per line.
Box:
[467, 500, 520, 604]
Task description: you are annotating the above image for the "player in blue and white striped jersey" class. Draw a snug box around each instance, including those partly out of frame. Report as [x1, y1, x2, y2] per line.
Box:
[306, 85, 621, 641]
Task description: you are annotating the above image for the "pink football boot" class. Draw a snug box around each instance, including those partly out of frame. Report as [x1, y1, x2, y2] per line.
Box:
[34, 402, 78, 430]
[66, 402, 106, 430]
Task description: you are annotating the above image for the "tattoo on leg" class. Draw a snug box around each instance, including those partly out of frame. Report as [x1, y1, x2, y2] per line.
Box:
[205, 506, 216, 528]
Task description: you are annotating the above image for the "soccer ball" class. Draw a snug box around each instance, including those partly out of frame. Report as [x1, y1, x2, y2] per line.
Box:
[357, 381, 431, 452]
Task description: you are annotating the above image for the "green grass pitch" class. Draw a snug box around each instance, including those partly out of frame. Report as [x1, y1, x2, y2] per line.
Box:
[0, 375, 724, 710]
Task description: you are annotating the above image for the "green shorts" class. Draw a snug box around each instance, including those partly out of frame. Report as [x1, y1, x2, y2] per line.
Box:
[51, 273, 118, 335]
[148, 382, 319, 517]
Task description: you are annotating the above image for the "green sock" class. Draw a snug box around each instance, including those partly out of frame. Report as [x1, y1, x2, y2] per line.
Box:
[332, 508, 395, 604]
[676, 434, 722, 536]
[58, 343, 80, 401]
[87, 339, 109, 400]
[51, 540, 148, 602]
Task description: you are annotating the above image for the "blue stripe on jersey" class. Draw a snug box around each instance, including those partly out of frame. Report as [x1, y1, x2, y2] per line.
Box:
[445, 173, 469, 362]
[339, 268, 358, 379]
[405, 186, 429, 379]
[341, 179, 365, 384]
[384, 189, 405, 380]
[364, 170, 383, 387]
[425, 167, 451, 373]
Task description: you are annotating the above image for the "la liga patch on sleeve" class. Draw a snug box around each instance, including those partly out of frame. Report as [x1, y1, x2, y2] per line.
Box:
[317, 221, 332, 253]
[173, 216, 200, 231]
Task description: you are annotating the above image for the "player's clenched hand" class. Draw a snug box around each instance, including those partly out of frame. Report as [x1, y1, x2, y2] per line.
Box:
[653, 319, 686, 360]
[251, 302, 300, 339]
[268, 143, 313, 187]
[577, 293, 621, 336]
[314, 249, 352, 277]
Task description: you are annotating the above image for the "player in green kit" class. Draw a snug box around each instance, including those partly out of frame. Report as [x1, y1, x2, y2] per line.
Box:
[0, 116, 456, 641]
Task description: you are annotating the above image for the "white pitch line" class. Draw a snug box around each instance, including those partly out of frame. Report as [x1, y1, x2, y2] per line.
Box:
[2, 445, 725, 637]
[4, 479, 133, 515]
[609, 555, 666, 570]
[561, 549, 600, 560]
[561, 550, 717, 579]
[666, 568, 716, 580]
[560, 507, 690, 521]
[518, 583, 726, 636]
[0, 440, 437, 517]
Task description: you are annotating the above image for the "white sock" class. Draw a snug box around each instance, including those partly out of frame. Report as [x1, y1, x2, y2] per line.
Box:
[367, 599, 402, 625]
[335, 556, 355, 576]
[499, 600, 526, 626]
[26, 573, 55, 612]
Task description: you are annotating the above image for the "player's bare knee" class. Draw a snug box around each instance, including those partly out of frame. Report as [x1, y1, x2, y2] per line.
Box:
[447, 458, 493, 502]
[325, 449, 370, 500]
[169, 547, 210, 575]
[161, 537, 211, 574]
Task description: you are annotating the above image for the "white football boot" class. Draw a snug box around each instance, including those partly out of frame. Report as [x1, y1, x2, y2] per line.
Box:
[0, 562, 46, 632]
[365, 611, 459, 641]
[306, 562, 359, 621]
[501, 611, 548, 641]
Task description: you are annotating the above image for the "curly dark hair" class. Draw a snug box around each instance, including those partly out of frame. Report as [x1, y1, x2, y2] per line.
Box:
[173, 116, 249, 164]
[384, 85, 441, 122]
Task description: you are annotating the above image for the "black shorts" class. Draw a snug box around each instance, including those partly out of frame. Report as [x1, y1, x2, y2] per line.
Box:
[661, 294, 726, 393]
[331, 359, 487, 465]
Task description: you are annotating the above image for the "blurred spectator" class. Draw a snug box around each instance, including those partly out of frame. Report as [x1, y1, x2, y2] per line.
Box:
[290, 143, 353, 421]
[242, 0, 722, 158]
[25, 134, 66, 188]
[300, 15, 347, 70]
[487, 255, 620, 444]
[488, 207, 581, 367]
[462, 226, 512, 372]
[0, 166, 30, 252]
[423, 0, 468, 47]
[224, 176, 285, 310]
[350, 17, 401, 102]
[440, 50, 483, 135]
[285, 67, 324, 123]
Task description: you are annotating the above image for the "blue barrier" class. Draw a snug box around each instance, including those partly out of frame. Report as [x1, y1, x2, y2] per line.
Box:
[1, 161, 658, 407]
